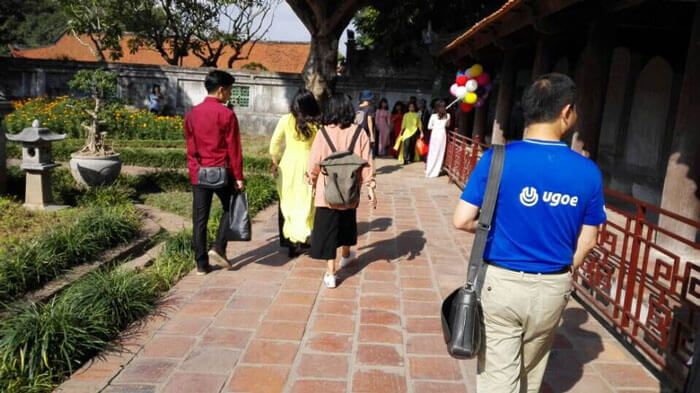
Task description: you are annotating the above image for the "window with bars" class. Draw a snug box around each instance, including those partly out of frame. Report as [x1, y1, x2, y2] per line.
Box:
[229, 85, 250, 108]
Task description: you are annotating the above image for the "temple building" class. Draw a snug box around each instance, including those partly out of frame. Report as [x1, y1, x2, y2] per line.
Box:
[439, 0, 699, 252]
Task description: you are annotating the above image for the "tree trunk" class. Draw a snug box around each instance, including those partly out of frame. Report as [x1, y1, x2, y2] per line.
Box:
[303, 34, 339, 104]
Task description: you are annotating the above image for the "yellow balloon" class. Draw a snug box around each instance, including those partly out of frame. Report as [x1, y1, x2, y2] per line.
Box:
[463, 94, 470, 103]
[470, 64, 483, 78]
[465, 92, 478, 104]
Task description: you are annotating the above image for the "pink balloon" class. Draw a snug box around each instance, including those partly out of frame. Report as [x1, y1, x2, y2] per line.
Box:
[449, 83, 459, 97]
[477, 73, 490, 86]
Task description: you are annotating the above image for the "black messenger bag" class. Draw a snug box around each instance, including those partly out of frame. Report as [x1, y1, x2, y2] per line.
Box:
[441, 144, 505, 359]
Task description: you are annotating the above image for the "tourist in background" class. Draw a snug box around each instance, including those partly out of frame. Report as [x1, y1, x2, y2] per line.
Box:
[149, 84, 163, 114]
[389, 101, 405, 157]
[185, 71, 243, 275]
[269, 88, 320, 257]
[307, 93, 376, 288]
[394, 102, 423, 164]
[357, 90, 376, 157]
[375, 98, 392, 156]
[425, 99, 450, 178]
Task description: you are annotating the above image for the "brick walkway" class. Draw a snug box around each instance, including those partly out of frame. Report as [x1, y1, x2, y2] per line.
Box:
[58, 158, 662, 393]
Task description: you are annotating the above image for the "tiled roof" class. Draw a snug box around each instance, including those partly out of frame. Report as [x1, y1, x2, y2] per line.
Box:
[439, 0, 523, 56]
[10, 33, 310, 74]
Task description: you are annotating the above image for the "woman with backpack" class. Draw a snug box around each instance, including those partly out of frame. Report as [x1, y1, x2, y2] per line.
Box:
[269, 89, 320, 257]
[307, 93, 377, 288]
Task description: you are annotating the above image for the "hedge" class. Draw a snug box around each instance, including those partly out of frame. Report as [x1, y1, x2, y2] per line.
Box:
[6, 141, 271, 172]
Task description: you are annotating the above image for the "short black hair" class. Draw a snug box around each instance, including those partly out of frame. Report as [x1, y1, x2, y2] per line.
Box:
[522, 73, 577, 126]
[204, 70, 235, 94]
[322, 92, 355, 128]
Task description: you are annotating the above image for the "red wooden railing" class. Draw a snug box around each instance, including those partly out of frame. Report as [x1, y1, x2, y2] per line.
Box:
[443, 130, 699, 387]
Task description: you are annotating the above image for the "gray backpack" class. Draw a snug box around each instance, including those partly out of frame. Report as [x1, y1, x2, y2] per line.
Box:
[319, 126, 368, 208]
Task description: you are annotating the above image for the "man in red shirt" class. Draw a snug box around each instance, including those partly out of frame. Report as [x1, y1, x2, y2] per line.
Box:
[184, 70, 244, 274]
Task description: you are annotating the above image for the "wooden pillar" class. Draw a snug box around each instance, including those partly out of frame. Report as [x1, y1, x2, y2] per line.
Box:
[492, 51, 517, 145]
[572, 21, 613, 160]
[659, 4, 700, 251]
[531, 36, 551, 79]
[473, 103, 488, 138]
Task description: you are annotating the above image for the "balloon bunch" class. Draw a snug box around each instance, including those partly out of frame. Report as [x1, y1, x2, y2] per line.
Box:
[449, 64, 492, 112]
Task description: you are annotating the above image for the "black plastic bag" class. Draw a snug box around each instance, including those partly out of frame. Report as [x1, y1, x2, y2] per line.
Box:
[226, 190, 251, 241]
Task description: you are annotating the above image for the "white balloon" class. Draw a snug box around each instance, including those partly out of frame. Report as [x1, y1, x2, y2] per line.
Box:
[455, 86, 468, 99]
[466, 79, 479, 92]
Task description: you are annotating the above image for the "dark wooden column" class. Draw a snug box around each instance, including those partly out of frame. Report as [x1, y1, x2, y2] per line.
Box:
[491, 51, 517, 145]
[659, 3, 700, 249]
[531, 35, 552, 79]
[473, 103, 489, 139]
[573, 20, 614, 160]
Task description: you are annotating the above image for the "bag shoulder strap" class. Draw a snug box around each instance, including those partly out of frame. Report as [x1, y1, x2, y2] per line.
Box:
[320, 127, 337, 153]
[466, 144, 505, 294]
[348, 125, 363, 153]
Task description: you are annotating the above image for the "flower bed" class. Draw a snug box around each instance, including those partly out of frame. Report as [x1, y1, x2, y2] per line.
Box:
[4, 97, 183, 140]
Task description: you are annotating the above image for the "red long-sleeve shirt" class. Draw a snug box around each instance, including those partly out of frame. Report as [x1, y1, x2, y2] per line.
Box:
[184, 97, 244, 184]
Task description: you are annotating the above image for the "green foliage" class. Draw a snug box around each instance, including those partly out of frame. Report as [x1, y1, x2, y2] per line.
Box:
[0, 230, 193, 392]
[4, 97, 184, 140]
[0, 204, 142, 304]
[68, 69, 118, 100]
[57, 0, 124, 61]
[0, 0, 68, 55]
[241, 62, 268, 71]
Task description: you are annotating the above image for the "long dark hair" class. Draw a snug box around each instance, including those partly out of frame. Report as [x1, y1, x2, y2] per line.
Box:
[392, 101, 404, 115]
[435, 100, 447, 120]
[379, 98, 388, 110]
[290, 88, 320, 139]
[322, 92, 355, 128]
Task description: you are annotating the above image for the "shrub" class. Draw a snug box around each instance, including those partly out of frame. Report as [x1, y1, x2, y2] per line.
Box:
[0, 231, 193, 392]
[0, 204, 142, 303]
[4, 97, 184, 140]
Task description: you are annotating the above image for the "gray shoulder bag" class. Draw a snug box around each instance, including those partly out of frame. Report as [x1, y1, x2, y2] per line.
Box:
[189, 118, 229, 189]
[441, 144, 505, 359]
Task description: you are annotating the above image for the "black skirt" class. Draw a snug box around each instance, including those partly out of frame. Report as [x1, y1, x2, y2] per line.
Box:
[309, 207, 358, 260]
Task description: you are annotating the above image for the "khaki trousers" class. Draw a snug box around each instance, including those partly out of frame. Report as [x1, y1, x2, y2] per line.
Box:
[477, 264, 572, 393]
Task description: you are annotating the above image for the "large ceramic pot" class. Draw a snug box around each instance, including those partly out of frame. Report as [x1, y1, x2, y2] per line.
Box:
[69, 153, 122, 187]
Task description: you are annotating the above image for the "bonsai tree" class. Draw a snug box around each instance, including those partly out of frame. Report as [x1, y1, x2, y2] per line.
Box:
[68, 68, 117, 155]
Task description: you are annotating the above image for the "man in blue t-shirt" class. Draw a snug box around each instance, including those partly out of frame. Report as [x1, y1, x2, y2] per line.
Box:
[453, 73, 606, 393]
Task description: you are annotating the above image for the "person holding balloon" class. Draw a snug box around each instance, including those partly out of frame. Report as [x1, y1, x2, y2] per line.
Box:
[393, 101, 424, 165]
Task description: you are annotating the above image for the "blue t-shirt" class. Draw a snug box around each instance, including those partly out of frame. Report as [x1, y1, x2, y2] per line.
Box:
[461, 139, 606, 273]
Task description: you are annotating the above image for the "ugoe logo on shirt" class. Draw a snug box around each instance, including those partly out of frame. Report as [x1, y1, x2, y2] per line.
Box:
[519, 187, 579, 207]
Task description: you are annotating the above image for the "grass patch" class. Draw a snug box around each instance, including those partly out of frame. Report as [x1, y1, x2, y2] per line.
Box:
[0, 198, 70, 248]
[0, 204, 142, 304]
[0, 231, 195, 392]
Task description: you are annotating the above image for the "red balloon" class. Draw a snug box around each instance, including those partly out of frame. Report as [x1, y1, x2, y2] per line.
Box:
[476, 73, 490, 86]
[456, 75, 469, 87]
[460, 102, 473, 112]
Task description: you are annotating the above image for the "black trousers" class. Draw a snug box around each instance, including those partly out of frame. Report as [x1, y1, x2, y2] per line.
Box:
[192, 185, 231, 268]
[403, 132, 418, 163]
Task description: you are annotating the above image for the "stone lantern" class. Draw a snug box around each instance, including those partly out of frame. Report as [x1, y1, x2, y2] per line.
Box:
[6, 119, 67, 210]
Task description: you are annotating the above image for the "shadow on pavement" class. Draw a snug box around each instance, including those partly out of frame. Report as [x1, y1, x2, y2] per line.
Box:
[541, 307, 603, 392]
[337, 229, 426, 284]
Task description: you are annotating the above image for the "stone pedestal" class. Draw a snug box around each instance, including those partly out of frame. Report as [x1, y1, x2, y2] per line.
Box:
[24, 171, 55, 210]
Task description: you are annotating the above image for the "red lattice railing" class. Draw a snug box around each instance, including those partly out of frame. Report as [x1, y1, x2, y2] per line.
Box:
[443, 130, 699, 387]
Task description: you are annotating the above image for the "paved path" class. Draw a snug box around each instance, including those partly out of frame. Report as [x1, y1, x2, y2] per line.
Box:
[58, 159, 662, 393]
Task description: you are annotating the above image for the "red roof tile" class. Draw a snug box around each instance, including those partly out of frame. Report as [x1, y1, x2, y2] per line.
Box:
[10, 33, 310, 74]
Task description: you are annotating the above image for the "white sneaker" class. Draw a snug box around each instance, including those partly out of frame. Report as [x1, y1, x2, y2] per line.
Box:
[339, 250, 357, 269]
[208, 249, 231, 269]
[323, 273, 337, 289]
